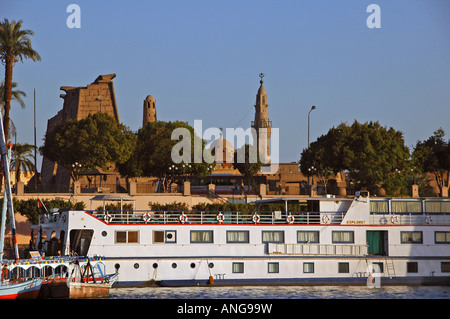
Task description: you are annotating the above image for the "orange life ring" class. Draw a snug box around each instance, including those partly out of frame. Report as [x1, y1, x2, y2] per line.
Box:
[179, 213, 188, 224]
[216, 213, 225, 224]
[286, 214, 295, 224]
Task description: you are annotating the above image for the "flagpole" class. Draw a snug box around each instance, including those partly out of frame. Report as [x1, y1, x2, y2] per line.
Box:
[34, 88, 37, 192]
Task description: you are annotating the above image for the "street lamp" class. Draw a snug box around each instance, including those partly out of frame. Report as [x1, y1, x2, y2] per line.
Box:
[307, 106, 316, 195]
[308, 105, 316, 149]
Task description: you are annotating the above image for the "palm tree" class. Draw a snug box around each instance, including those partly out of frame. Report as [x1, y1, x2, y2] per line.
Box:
[10, 143, 35, 185]
[0, 19, 41, 140]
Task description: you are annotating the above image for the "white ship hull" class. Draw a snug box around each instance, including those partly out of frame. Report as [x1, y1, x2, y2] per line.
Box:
[33, 193, 450, 287]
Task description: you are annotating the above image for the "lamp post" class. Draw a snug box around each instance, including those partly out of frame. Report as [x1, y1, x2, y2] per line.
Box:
[307, 106, 316, 195]
[308, 105, 316, 149]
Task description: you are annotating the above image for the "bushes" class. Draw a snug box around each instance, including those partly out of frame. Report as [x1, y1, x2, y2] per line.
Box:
[0, 198, 85, 225]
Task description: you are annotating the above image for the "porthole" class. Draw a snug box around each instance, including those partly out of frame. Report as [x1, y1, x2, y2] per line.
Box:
[152, 263, 158, 269]
[208, 262, 214, 269]
[172, 263, 177, 269]
[102, 231, 107, 237]
[134, 263, 139, 269]
[190, 263, 196, 269]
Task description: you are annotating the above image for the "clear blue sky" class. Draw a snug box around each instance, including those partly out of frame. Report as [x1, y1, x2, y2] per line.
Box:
[3, 0, 450, 168]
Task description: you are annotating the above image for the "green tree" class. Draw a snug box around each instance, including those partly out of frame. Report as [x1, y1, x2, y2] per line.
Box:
[300, 120, 410, 195]
[0, 19, 41, 140]
[233, 144, 262, 195]
[412, 128, 450, 197]
[41, 112, 136, 182]
[118, 121, 213, 192]
[11, 142, 35, 185]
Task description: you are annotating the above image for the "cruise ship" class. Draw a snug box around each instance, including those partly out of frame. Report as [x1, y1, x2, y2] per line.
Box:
[32, 192, 450, 287]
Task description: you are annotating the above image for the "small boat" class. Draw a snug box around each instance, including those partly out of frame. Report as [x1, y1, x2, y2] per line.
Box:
[0, 278, 42, 299]
[38, 256, 118, 298]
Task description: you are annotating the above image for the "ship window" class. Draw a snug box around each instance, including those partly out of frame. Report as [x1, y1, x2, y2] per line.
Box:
[370, 201, 389, 214]
[303, 262, 314, 273]
[426, 201, 450, 213]
[115, 230, 139, 244]
[332, 231, 354, 243]
[338, 263, 349, 273]
[268, 262, 279, 273]
[233, 262, 244, 273]
[297, 231, 319, 243]
[190, 231, 213, 243]
[407, 262, 418, 273]
[401, 231, 423, 244]
[227, 231, 249, 243]
[441, 262, 450, 273]
[153, 230, 177, 243]
[435, 232, 450, 244]
[392, 201, 422, 214]
[69, 229, 94, 256]
[262, 231, 284, 243]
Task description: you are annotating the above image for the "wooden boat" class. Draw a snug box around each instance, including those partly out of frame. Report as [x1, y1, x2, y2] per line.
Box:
[0, 279, 42, 299]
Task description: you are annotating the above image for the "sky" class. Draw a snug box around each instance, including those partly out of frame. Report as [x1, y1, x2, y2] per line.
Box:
[2, 0, 450, 170]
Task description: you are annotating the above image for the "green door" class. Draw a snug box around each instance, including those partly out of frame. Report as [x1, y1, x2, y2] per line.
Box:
[366, 231, 386, 255]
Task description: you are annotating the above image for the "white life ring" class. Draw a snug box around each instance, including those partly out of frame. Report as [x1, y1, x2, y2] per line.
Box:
[322, 214, 331, 224]
[104, 213, 113, 224]
[179, 213, 188, 224]
[425, 215, 433, 224]
[142, 212, 152, 223]
[217, 213, 225, 224]
[390, 215, 399, 224]
[286, 214, 295, 224]
[252, 213, 260, 224]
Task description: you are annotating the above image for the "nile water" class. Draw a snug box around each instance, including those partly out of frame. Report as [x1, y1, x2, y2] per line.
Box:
[109, 285, 450, 299]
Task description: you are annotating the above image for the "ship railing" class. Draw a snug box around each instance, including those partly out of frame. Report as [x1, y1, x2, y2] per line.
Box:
[370, 213, 450, 225]
[91, 210, 345, 225]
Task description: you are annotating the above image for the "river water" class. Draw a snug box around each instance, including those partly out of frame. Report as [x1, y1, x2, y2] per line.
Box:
[109, 285, 450, 299]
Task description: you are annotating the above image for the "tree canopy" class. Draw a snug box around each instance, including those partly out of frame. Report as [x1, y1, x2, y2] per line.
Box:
[0, 19, 41, 140]
[412, 128, 450, 197]
[118, 121, 213, 191]
[299, 120, 410, 195]
[41, 112, 136, 181]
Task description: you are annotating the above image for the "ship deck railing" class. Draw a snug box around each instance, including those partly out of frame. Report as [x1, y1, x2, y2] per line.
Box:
[89, 210, 334, 225]
[40, 210, 450, 225]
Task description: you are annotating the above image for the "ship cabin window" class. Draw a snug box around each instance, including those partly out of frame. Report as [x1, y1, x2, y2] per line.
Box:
[441, 262, 450, 273]
[338, 262, 349, 273]
[303, 262, 314, 273]
[262, 231, 284, 243]
[190, 231, 213, 243]
[69, 229, 94, 256]
[227, 231, 249, 243]
[392, 201, 422, 214]
[153, 230, 177, 243]
[297, 231, 319, 243]
[407, 262, 418, 273]
[401, 231, 423, 244]
[435, 232, 450, 244]
[426, 201, 450, 213]
[115, 230, 139, 244]
[370, 200, 389, 214]
[268, 262, 279, 273]
[332, 231, 354, 244]
[232, 262, 244, 273]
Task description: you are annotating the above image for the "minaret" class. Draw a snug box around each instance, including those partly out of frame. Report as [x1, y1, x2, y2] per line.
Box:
[252, 73, 272, 161]
[143, 95, 157, 127]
